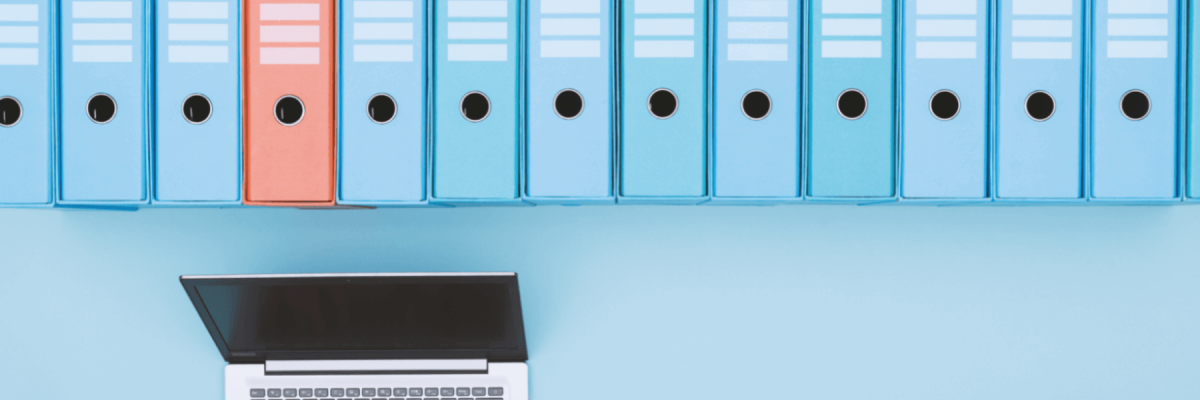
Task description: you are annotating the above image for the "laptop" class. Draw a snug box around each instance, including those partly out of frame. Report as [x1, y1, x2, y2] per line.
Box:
[180, 273, 528, 400]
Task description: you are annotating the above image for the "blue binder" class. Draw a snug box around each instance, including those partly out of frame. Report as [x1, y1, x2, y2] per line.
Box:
[1190, 0, 1200, 202]
[339, 0, 430, 206]
[58, 0, 149, 206]
[899, 0, 988, 202]
[711, 0, 800, 203]
[524, 0, 615, 205]
[431, 0, 523, 205]
[618, 0, 709, 204]
[0, 0, 55, 207]
[1090, 0, 1182, 202]
[153, 0, 241, 206]
[994, 0, 1085, 202]
[806, 0, 896, 202]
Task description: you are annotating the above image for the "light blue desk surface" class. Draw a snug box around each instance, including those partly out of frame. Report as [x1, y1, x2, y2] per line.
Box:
[2, 206, 1198, 399]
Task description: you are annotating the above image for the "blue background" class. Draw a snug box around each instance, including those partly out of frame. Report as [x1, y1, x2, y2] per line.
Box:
[1, 205, 1198, 399]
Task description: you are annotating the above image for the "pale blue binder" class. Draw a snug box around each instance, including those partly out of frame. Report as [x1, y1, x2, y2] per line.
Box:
[995, 0, 1085, 202]
[0, 0, 55, 207]
[711, 0, 800, 203]
[1190, 0, 1200, 201]
[524, 0, 615, 205]
[431, 0, 523, 205]
[339, 0, 430, 206]
[58, 0, 150, 205]
[618, 0, 709, 204]
[153, 0, 241, 206]
[899, 0, 989, 201]
[806, 0, 896, 202]
[1090, 0, 1182, 202]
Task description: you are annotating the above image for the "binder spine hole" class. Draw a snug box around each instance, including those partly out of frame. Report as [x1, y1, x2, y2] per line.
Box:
[553, 89, 584, 120]
[0, 96, 22, 128]
[460, 91, 491, 122]
[1120, 90, 1151, 121]
[1024, 91, 1055, 122]
[929, 90, 960, 121]
[647, 88, 678, 119]
[274, 95, 305, 126]
[182, 94, 213, 125]
[836, 89, 867, 120]
[367, 94, 397, 124]
[741, 90, 771, 121]
[86, 94, 117, 124]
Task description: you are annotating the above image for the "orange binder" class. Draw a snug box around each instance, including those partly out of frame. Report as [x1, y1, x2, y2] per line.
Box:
[243, 0, 337, 206]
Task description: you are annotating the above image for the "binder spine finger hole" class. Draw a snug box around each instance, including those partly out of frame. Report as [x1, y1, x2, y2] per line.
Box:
[86, 93, 117, 124]
[647, 88, 678, 119]
[1025, 91, 1056, 122]
[836, 89, 867, 120]
[182, 94, 213, 125]
[0, 96, 22, 128]
[274, 95, 305, 126]
[740, 90, 771, 121]
[460, 91, 491, 123]
[1120, 90, 1151, 121]
[553, 89, 584, 120]
[367, 94, 397, 124]
[928, 90, 959, 121]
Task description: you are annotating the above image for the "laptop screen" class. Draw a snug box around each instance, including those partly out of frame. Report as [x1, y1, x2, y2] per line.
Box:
[182, 273, 527, 362]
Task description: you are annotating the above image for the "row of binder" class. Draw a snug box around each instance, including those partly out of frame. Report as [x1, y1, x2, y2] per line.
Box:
[0, 0, 1195, 208]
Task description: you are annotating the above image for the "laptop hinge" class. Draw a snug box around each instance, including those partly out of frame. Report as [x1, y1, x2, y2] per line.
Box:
[265, 359, 488, 375]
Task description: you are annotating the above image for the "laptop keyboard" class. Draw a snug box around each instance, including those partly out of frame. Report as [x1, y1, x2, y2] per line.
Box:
[249, 386, 505, 400]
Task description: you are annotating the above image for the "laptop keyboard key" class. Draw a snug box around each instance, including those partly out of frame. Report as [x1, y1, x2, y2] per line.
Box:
[471, 388, 486, 397]
[331, 389, 344, 397]
[315, 389, 329, 397]
[441, 388, 455, 396]
[487, 388, 503, 396]
[269, 389, 282, 398]
[251, 389, 267, 398]
[378, 389, 391, 397]
[300, 389, 313, 397]
[284, 389, 298, 397]
[392, 388, 405, 397]
[347, 389, 360, 397]
[362, 389, 375, 397]
[456, 388, 470, 396]
[424, 388, 438, 396]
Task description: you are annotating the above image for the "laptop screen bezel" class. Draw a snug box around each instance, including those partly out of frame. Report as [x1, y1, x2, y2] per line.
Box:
[180, 273, 528, 363]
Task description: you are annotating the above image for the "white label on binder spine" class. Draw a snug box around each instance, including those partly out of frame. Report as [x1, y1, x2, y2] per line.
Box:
[448, 22, 507, 39]
[541, 18, 601, 36]
[73, 2, 132, 18]
[1012, 41, 1071, 59]
[73, 45, 132, 62]
[635, 0, 693, 14]
[634, 40, 693, 58]
[541, 40, 600, 58]
[821, 18, 881, 36]
[915, 19, 975, 37]
[916, 0, 975, 15]
[634, 18, 693, 36]
[354, 22, 412, 40]
[916, 41, 975, 58]
[1108, 0, 1166, 15]
[260, 47, 319, 64]
[822, 0, 880, 15]
[260, 25, 319, 42]
[0, 4, 38, 21]
[1012, 20, 1071, 37]
[821, 40, 881, 58]
[447, 1, 506, 17]
[354, 1, 412, 18]
[168, 2, 228, 19]
[1012, 0, 1071, 16]
[1108, 19, 1167, 37]
[0, 48, 37, 65]
[729, 1, 787, 17]
[448, 44, 506, 61]
[0, 27, 38, 43]
[260, 4, 319, 20]
[73, 23, 132, 41]
[728, 43, 787, 61]
[542, 0, 599, 14]
[168, 45, 228, 62]
[1107, 40, 1167, 58]
[169, 23, 228, 41]
[354, 44, 413, 62]
[728, 22, 787, 39]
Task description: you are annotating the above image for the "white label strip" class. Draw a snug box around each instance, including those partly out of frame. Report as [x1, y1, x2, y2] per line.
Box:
[821, 18, 881, 36]
[354, 1, 413, 18]
[917, 0, 975, 15]
[1108, 19, 1167, 37]
[260, 4, 319, 20]
[542, 0, 600, 14]
[168, 23, 228, 41]
[1012, 0, 1071, 16]
[540, 39, 601, 57]
[728, 43, 787, 61]
[729, 0, 787, 17]
[822, 0, 881, 15]
[448, 43, 507, 61]
[168, 2, 228, 19]
[354, 22, 413, 40]
[354, 44, 413, 61]
[541, 18, 601, 36]
[73, 45, 132, 62]
[634, 18, 693, 36]
[0, 4, 39, 21]
[1012, 20, 1072, 37]
[260, 25, 319, 42]
[448, 22, 506, 39]
[0, 48, 38, 65]
[916, 19, 975, 37]
[1107, 40, 1167, 58]
[260, 46, 319, 63]
[821, 40, 881, 57]
[1012, 41, 1071, 58]
[1108, 0, 1167, 15]
[168, 45, 228, 62]
[633, 39, 693, 57]
[916, 41, 975, 58]
[635, 0, 693, 14]
[0, 26, 38, 43]
[73, 2, 132, 18]
[447, 1, 506, 17]
[73, 23, 132, 40]
[728, 21, 787, 39]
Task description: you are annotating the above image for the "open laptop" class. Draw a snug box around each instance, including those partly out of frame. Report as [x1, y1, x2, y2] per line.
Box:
[180, 273, 528, 400]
